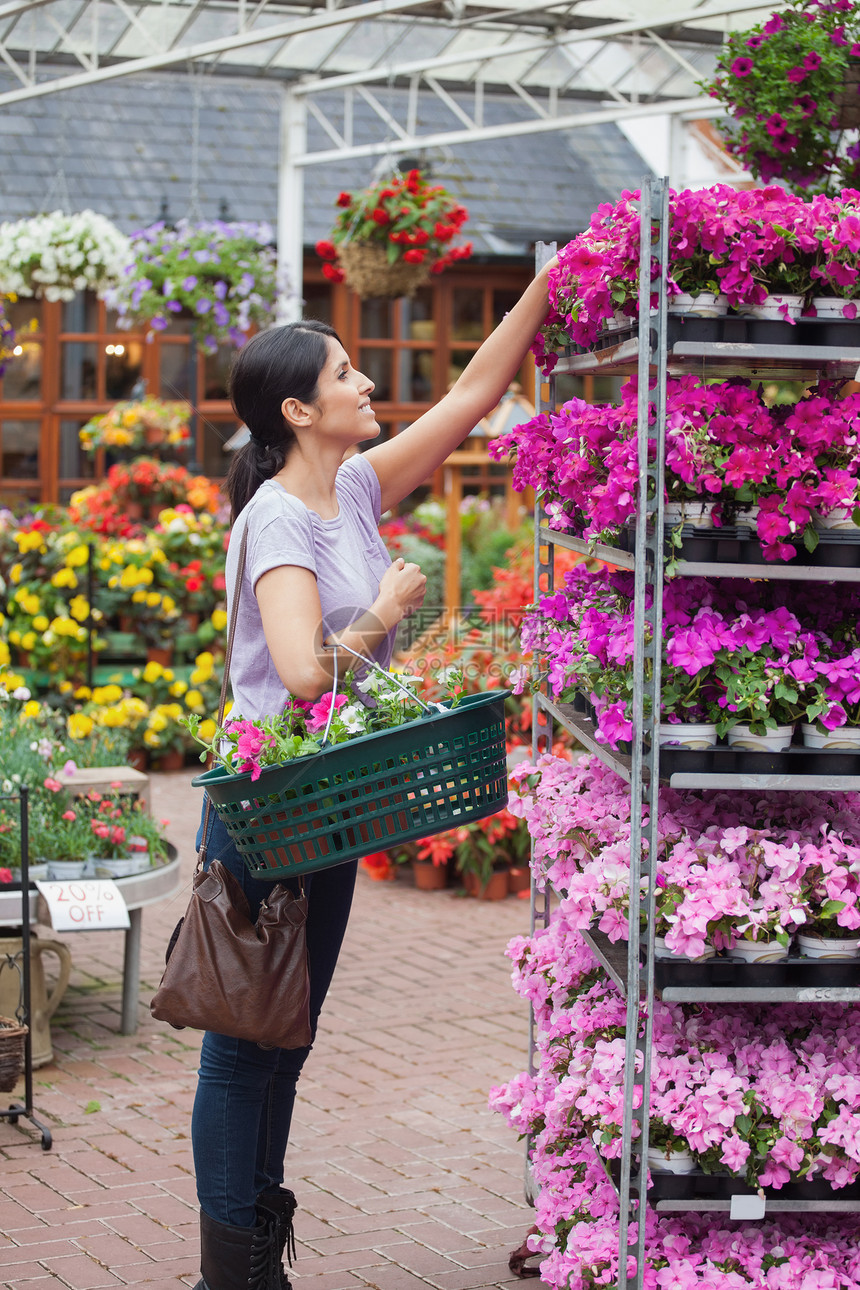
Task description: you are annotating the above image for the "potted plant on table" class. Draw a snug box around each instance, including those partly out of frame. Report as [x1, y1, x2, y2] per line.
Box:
[315, 169, 472, 299]
[79, 398, 191, 458]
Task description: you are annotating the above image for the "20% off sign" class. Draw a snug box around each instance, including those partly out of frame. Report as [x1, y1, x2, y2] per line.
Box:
[35, 880, 130, 932]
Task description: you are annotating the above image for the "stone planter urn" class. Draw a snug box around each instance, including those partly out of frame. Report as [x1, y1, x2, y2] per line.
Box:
[0, 935, 73, 1067]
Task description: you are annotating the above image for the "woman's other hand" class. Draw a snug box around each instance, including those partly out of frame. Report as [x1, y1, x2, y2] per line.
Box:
[377, 557, 426, 620]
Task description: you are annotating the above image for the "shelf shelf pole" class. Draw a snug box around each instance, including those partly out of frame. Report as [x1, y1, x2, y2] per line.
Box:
[617, 175, 669, 1290]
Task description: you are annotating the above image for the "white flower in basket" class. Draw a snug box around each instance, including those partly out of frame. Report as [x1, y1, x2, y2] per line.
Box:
[0, 210, 132, 302]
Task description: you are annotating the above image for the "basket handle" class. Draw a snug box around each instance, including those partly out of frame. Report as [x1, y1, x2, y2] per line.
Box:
[319, 641, 446, 747]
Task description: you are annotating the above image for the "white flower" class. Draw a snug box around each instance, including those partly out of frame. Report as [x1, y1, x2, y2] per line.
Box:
[338, 704, 366, 733]
[12, 686, 30, 700]
[0, 210, 131, 300]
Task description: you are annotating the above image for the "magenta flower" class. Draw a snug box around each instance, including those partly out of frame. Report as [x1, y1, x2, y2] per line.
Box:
[306, 692, 348, 734]
[730, 56, 754, 77]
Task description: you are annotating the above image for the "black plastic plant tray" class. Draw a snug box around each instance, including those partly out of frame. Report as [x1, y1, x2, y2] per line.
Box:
[605, 1153, 860, 1203]
[658, 744, 860, 779]
[617, 526, 860, 567]
[588, 314, 860, 351]
[652, 955, 860, 994]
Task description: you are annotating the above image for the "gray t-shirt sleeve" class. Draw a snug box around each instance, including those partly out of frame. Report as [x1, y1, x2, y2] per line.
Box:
[246, 489, 317, 590]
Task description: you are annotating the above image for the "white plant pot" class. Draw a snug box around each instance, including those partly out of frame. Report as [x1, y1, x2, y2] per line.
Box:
[812, 507, 859, 531]
[797, 933, 860, 960]
[605, 309, 632, 331]
[726, 939, 789, 964]
[809, 296, 860, 320]
[19, 863, 49, 882]
[734, 505, 759, 530]
[46, 859, 89, 881]
[738, 293, 803, 321]
[658, 722, 718, 750]
[646, 1146, 696, 1175]
[668, 291, 729, 317]
[654, 936, 716, 962]
[663, 500, 716, 529]
[95, 856, 149, 879]
[726, 724, 794, 752]
[801, 723, 860, 750]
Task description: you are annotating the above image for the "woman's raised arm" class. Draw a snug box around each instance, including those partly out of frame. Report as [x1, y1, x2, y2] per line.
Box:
[362, 257, 555, 514]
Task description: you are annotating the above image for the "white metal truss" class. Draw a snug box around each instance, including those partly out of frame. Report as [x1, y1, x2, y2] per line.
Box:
[0, 0, 782, 160]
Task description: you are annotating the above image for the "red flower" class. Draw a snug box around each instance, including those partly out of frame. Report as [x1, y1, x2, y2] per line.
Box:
[321, 263, 345, 283]
[371, 209, 389, 225]
[315, 240, 338, 261]
[336, 192, 352, 207]
[403, 249, 426, 264]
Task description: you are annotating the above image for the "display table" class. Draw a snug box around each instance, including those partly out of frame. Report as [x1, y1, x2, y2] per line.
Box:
[0, 857, 182, 1035]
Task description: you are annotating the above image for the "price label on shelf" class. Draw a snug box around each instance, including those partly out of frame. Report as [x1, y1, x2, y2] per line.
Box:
[35, 880, 130, 932]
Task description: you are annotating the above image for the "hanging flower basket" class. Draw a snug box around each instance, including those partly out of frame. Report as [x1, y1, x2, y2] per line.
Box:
[316, 168, 472, 300]
[110, 219, 281, 355]
[0, 209, 131, 302]
[336, 243, 432, 300]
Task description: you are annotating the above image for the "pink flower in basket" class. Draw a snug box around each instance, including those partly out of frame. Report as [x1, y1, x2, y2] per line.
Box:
[305, 693, 347, 734]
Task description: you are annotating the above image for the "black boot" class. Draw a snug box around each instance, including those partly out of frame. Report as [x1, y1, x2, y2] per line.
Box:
[255, 1187, 297, 1290]
[194, 1208, 278, 1290]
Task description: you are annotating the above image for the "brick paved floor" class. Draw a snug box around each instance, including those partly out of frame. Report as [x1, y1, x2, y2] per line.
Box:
[0, 771, 550, 1290]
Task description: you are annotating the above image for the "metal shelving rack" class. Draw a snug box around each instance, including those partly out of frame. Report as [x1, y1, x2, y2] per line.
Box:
[529, 176, 860, 1287]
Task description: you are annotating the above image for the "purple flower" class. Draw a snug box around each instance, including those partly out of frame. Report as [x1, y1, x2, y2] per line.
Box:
[787, 65, 808, 83]
[195, 298, 212, 315]
[803, 50, 822, 71]
[182, 275, 198, 291]
[730, 56, 754, 78]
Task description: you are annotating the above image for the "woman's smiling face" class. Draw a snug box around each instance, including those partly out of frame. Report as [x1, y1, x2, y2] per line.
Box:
[313, 337, 379, 446]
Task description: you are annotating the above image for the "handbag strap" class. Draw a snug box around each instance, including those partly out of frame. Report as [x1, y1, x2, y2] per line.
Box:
[198, 525, 249, 870]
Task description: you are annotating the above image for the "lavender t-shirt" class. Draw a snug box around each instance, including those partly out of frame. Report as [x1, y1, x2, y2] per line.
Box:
[224, 454, 393, 721]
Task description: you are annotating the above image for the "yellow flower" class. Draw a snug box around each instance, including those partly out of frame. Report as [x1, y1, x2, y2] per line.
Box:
[50, 568, 78, 589]
[9, 563, 22, 584]
[132, 590, 147, 604]
[92, 684, 123, 705]
[184, 689, 205, 711]
[58, 680, 73, 694]
[14, 589, 40, 615]
[74, 685, 92, 700]
[142, 661, 164, 684]
[161, 595, 177, 614]
[65, 545, 90, 568]
[199, 718, 217, 741]
[0, 642, 9, 668]
[32, 615, 49, 632]
[98, 706, 125, 728]
[69, 596, 90, 623]
[20, 631, 37, 650]
[8, 630, 21, 646]
[149, 711, 168, 733]
[68, 712, 94, 739]
[211, 609, 228, 632]
[143, 729, 161, 748]
[169, 680, 189, 698]
[145, 592, 160, 609]
[22, 699, 40, 718]
[13, 530, 46, 554]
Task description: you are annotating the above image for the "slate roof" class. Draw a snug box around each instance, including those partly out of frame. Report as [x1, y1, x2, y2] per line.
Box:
[0, 69, 650, 251]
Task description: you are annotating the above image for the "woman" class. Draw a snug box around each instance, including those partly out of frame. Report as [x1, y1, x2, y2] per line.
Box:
[191, 258, 555, 1290]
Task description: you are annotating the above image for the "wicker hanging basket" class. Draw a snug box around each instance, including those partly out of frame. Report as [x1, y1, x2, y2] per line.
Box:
[0, 1016, 27, 1093]
[833, 58, 860, 130]
[337, 243, 433, 300]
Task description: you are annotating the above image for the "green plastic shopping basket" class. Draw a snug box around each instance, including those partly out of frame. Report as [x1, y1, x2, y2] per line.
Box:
[192, 690, 508, 881]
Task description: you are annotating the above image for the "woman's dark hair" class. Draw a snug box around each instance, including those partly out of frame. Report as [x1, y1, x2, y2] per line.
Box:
[224, 319, 341, 521]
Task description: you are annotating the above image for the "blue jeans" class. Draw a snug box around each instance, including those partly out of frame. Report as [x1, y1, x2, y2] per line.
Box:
[190, 801, 357, 1226]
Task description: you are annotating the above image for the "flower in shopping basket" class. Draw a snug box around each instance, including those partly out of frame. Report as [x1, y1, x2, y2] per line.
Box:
[315, 169, 472, 287]
[182, 666, 467, 777]
[701, 0, 860, 195]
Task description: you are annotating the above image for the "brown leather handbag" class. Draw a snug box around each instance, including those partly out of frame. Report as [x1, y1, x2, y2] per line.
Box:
[150, 859, 311, 1049]
[150, 528, 312, 1050]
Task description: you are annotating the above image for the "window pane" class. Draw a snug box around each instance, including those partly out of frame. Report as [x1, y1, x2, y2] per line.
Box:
[359, 298, 393, 339]
[398, 349, 434, 402]
[159, 343, 193, 400]
[201, 419, 240, 479]
[105, 341, 143, 400]
[203, 346, 234, 401]
[61, 342, 98, 399]
[6, 301, 42, 332]
[448, 348, 476, 387]
[358, 349, 391, 402]
[59, 419, 96, 480]
[1, 420, 39, 478]
[62, 293, 99, 333]
[492, 289, 520, 328]
[451, 288, 484, 341]
[3, 342, 43, 401]
[302, 285, 333, 325]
